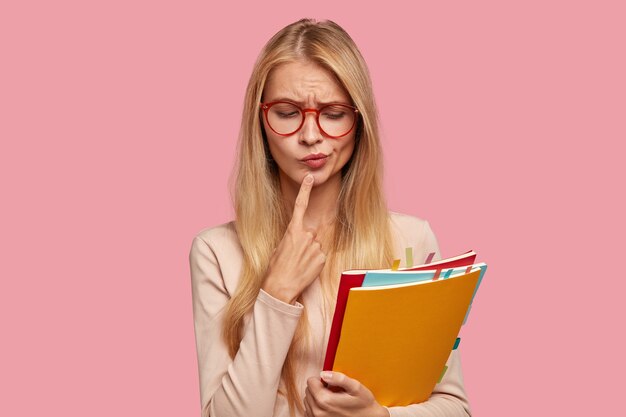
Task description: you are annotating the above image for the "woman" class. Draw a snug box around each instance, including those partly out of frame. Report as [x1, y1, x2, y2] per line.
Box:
[190, 18, 472, 417]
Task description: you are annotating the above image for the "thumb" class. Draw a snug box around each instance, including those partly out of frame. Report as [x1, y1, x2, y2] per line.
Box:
[320, 371, 360, 395]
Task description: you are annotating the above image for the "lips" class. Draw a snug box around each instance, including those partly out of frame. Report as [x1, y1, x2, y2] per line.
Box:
[301, 153, 328, 169]
[301, 153, 328, 161]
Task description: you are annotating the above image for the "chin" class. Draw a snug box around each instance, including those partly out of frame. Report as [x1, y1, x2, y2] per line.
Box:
[281, 166, 337, 188]
[310, 168, 343, 187]
[307, 171, 324, 183]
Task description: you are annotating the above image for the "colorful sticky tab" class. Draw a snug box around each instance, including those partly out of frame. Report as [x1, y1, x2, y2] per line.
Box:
[405, 247, 413, 268]
[424, 252, 435, 264]
[453, 337, 461, 350]
[391, 259, 400, 271]
[444, 268, 454, 279]
[437, 365, 448, 383]
[465, 266, 473, 274]
[432, 269, 441, 281]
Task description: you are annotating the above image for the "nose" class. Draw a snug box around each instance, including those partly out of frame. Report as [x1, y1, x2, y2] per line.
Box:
[299, 110, 323, 145]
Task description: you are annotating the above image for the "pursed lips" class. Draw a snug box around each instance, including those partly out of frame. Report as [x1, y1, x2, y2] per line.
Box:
[301, 153, 328, 161]
[300, 153, 329, 168]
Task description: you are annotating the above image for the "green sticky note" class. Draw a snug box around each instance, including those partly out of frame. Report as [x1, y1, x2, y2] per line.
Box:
[453, 337, 461, 350]
[438, 365, 448, 383]
[405, 247, 413, 268]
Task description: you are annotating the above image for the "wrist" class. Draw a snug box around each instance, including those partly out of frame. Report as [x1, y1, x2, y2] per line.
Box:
[262, 281, 297, 305]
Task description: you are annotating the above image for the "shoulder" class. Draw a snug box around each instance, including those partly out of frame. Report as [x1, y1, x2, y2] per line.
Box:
[193, 220, 239, 249]
[190, 220, 243, 294]
[388, 211, 441, 262]
[388, 211, 435, 242]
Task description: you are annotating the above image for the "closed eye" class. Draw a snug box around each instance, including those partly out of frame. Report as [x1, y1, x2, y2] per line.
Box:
[323, 111, 346, 120]
[276, 111, 299, 118]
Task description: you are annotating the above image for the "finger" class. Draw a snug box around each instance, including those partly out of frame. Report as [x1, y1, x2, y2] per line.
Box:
[303, 395, 313, 417]
[304, 228, 317, 241]
[290, 174, 314, 227]
[320, 371, 361, 395]
[307, 376, 325, 394]
[305, 383, 326, 412]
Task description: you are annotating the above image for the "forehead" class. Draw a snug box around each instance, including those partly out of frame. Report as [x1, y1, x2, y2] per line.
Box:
[264, 60, 350, 104]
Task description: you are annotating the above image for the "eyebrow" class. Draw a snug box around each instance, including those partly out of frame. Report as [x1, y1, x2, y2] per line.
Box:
[267, 97, 351, 106]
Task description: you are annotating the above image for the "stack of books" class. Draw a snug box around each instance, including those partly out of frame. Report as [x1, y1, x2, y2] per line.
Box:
[323, 250, 486, 406]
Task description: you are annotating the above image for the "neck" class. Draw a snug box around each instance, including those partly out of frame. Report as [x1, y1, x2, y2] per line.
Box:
[280, 172, 341, 232]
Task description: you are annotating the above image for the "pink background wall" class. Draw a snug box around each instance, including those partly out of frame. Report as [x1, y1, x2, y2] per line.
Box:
[1, 1, 624, 416]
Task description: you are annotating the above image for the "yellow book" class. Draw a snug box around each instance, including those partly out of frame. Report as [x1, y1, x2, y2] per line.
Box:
[332, 268, 481, 406]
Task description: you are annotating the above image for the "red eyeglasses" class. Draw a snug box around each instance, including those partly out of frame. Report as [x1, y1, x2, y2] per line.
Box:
[260, 100, 359, 138]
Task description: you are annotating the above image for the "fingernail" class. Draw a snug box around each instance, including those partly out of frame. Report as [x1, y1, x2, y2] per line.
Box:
[305, 174, 314, 184]
[320, 371, 333, 380]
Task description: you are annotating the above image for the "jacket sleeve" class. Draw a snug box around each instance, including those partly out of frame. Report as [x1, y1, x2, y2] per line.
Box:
[189, 234, 304, 417]
[384, 221, 472, 417]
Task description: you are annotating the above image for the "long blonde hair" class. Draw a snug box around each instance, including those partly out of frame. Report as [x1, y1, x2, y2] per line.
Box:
[223, 18, 395, 416]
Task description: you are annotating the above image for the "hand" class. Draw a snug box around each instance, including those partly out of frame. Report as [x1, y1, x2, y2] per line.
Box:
[303, 371, 389, 417]
[262, 174, 327, 304]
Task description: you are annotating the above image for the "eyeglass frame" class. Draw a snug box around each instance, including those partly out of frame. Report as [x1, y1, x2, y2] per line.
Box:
[259, 100, 360, 139]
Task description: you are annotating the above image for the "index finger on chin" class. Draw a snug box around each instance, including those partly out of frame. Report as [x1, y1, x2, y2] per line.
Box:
[290, 173, 314, 227]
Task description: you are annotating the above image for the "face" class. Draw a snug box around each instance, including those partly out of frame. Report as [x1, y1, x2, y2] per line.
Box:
[261, 60, 357, 189]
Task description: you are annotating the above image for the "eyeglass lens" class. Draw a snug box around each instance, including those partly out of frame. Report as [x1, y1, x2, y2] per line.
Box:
[266, 103, 356, 137]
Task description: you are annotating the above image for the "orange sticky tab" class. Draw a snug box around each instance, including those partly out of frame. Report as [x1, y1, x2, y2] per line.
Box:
[391, 259, 400, 271]
[465, 266, 472, 274]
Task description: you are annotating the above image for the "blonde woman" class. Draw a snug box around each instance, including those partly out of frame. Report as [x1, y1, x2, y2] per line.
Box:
[190, 18, 471, 417]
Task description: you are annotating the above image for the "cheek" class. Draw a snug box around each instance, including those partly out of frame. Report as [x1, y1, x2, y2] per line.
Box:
[266, 136, 295, 165]
[263, 122, 283, 158]
[338, 137, 356, 162]
[266, 138, 281, 161]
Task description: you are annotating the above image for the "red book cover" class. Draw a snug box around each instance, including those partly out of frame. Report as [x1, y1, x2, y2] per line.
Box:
[323, 271, 366, 371]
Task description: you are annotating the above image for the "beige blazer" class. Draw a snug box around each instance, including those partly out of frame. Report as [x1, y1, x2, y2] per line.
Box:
[189, 211, 471, 417]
